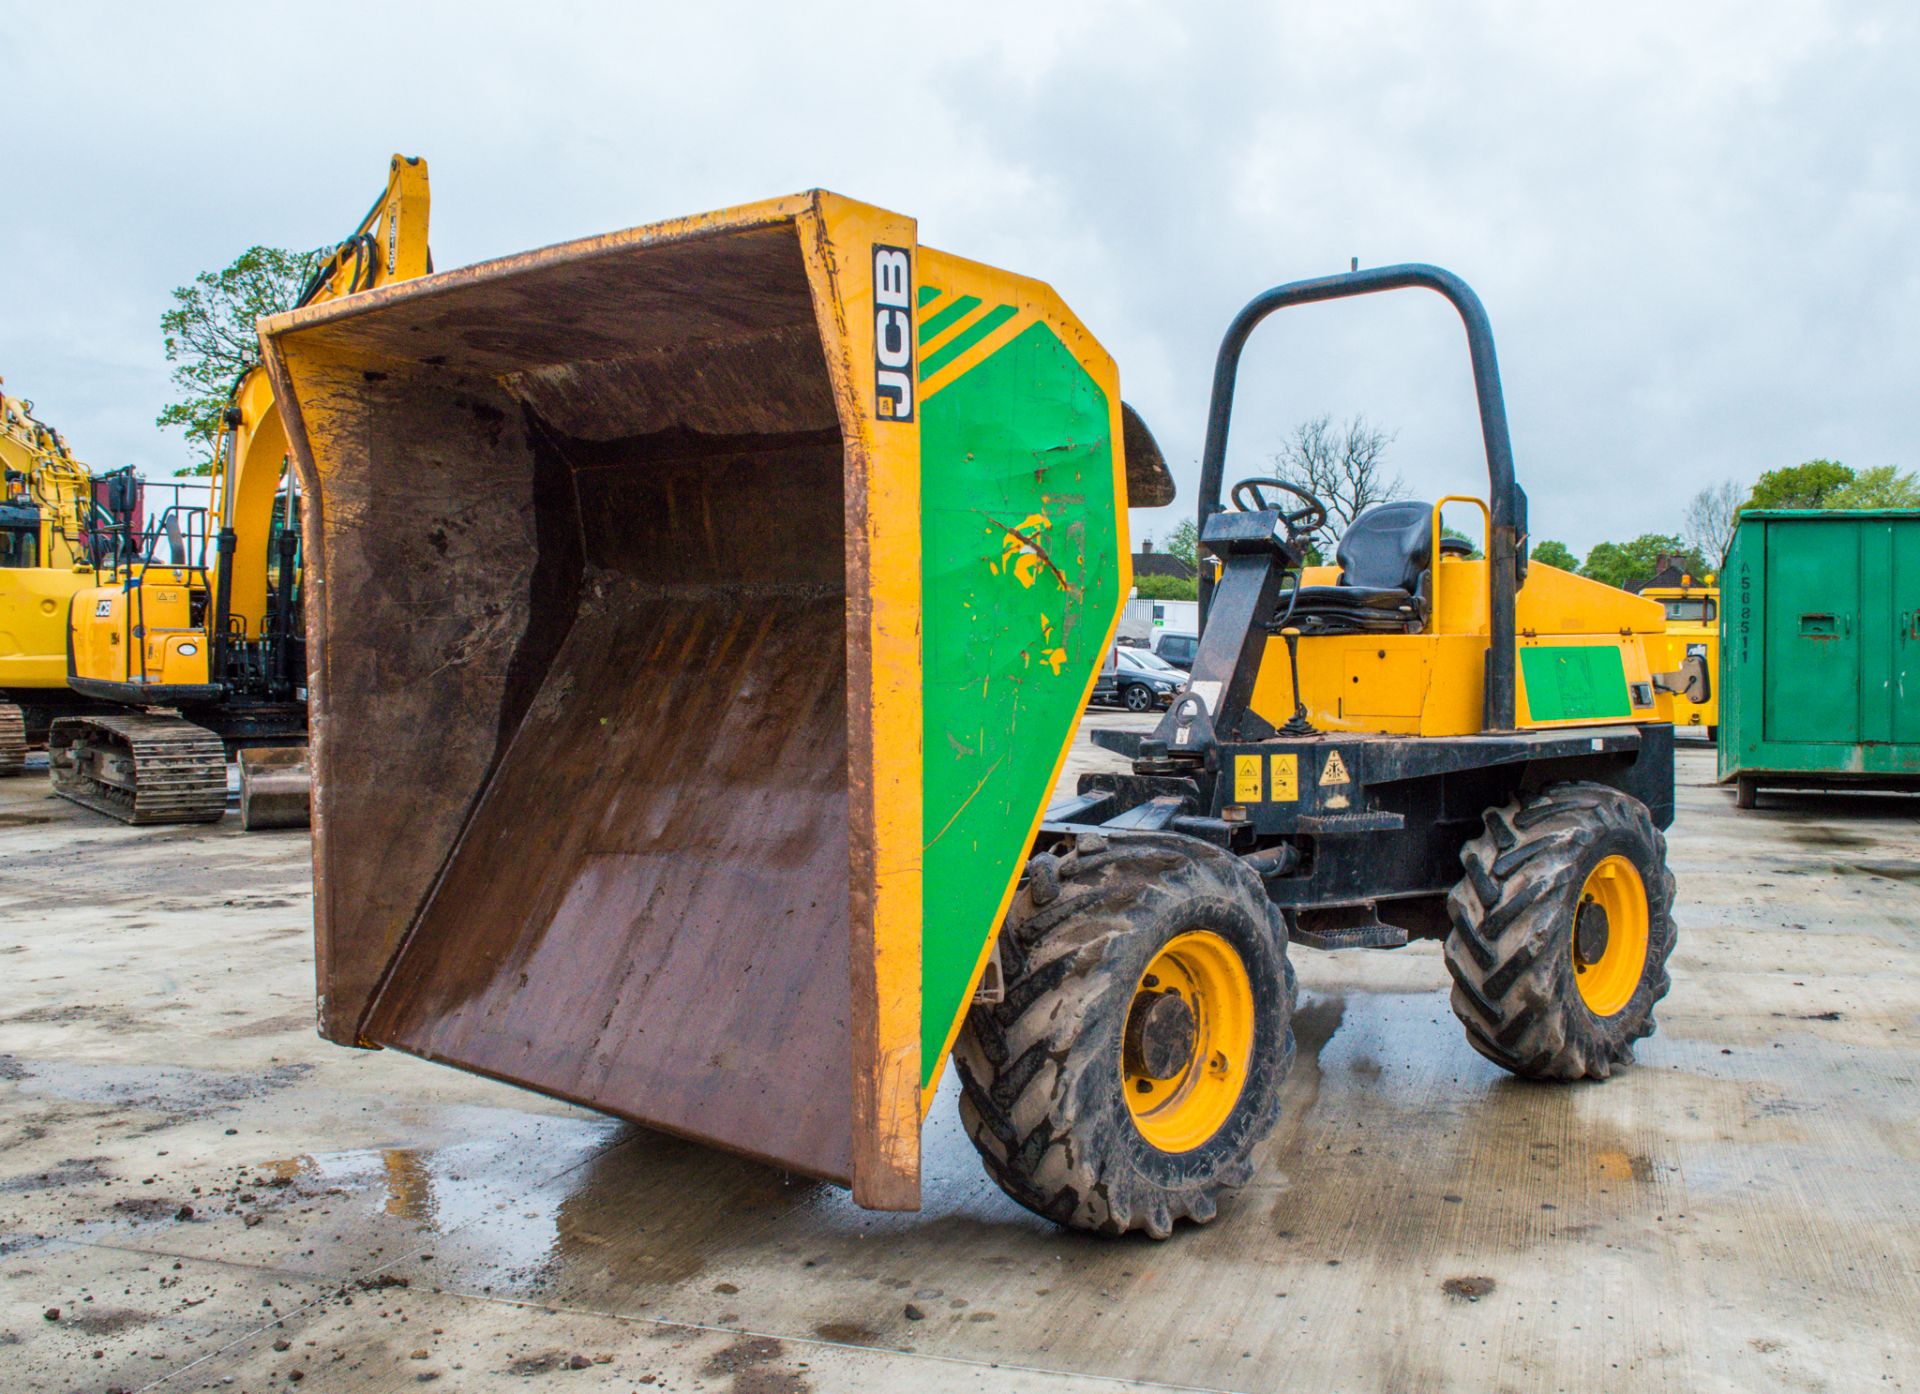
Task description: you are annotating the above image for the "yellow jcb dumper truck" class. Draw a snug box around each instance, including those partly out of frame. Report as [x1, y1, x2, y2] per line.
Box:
[260, 195, 1681, 1237]
[0, 382, 125, 771]
[51, 156, 430, 825]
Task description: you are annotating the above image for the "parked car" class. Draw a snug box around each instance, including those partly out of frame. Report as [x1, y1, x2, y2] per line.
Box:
[1150, 630, 1199, 670]
[1092, 644, 1188, 712]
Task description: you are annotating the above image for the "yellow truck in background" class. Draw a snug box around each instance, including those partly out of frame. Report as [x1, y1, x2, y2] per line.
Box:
[1643, 575, 1719, 737]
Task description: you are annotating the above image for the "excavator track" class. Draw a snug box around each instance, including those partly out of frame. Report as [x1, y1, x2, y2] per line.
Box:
[48, 714, 228, 824]
[0, 703, 24, 775]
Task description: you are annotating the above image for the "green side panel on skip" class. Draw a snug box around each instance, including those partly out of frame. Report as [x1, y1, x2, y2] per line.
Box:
[1520, 645, 1632, 721]
[919, 321, 1120, 1086]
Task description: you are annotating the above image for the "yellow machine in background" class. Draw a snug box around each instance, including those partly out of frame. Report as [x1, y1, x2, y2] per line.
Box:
[51, 156, 431, 824]
[1642, 575, 1719, 737]
[0, 381, 112, 771]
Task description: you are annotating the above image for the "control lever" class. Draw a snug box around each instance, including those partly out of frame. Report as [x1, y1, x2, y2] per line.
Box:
[1278, 627, 1317, 737]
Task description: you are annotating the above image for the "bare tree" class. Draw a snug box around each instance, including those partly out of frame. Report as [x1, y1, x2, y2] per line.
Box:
[1269, 413, 1404, 554]
[1682, 479, 1744, 567]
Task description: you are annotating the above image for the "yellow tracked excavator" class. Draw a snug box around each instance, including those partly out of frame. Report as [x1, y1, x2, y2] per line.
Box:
[0, 382, 126, 772]
[51, 156, 430, 825]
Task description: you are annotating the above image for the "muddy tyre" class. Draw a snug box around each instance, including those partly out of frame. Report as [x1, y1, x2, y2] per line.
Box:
[1444, 782, 1676, 1081]
[955, 830, 1294, 1239]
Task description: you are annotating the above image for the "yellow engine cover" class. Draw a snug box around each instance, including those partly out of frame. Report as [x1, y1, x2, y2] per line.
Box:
[1253, 557, 1671, 736]
[68, 570, 209, 688]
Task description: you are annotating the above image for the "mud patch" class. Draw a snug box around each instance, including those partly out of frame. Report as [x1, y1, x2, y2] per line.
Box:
[703, 1335, 808, 1391]
[68, 1306, 150, 1335]
[0, 1157, 107, 1193]
[504, 1349, 577, 1376]
[0, 1004, 103, 1026]
[0, 812, 52, 827]
[1594, 1150, 1658, 1183]
[215, 1011, 314, 1040]
[111, 1196, 191, 1222]
[1442, 1275, 1497, 1302]
[1790, 825, 1872, 850]
[14, 1060, 311, 1118]
[811, 1321, 880, 1345]
[1849, 861, 1920, 884]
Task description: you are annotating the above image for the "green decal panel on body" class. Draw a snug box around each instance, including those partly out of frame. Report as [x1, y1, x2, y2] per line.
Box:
[920, 293, 983, 341]
[1520, 646, 1632, 721]
[919, 321, 1119, 1086]
[921, 305, 1018, 378]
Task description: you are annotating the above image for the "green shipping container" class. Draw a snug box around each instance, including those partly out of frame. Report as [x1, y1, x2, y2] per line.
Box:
[1719, 509, 1920, 805]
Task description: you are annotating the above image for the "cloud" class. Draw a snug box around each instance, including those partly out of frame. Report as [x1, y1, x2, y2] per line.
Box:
[2, 1, 1913, 555]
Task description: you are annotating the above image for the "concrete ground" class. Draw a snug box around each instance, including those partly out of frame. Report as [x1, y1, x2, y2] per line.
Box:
[1, 721, 1915, 1394]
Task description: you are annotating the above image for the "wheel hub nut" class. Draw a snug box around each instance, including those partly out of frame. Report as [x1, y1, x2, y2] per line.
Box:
[1574, 898, 1611, 967]
[1124, 991, 1198, 1080]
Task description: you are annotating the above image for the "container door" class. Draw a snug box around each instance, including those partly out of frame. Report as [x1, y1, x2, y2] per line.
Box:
[1763, 520, 1860, 744]
[1894, 520, 1920, 746]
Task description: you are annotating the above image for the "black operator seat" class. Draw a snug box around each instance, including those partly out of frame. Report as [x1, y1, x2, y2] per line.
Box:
[1285, 500, 1472, 634]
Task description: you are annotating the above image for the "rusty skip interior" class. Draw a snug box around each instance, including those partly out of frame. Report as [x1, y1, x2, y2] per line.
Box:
[267, 216, 872, 1184]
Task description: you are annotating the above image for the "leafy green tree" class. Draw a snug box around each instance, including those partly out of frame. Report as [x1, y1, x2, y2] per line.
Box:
[1164, 517, 1199, 571]
[1530, 539, 1578, 570]
[158, 244, 329, 473]
[1579, 534, 1706, 591]
[1745, 459, 1854, 510]
[1826, 464, 1920, 508]
[1134, 573, 1197, 601]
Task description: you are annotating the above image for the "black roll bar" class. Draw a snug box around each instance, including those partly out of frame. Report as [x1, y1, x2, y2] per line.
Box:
[1193, 264, 1528, 730]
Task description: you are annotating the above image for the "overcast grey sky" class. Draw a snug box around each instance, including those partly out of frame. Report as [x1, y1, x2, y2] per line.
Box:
[3, 2, 1913, 554]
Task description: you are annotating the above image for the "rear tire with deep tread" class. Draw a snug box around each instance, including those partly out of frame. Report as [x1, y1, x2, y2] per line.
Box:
[955, 831, 1295, 1239]
[1444, 782, 1676, 1081]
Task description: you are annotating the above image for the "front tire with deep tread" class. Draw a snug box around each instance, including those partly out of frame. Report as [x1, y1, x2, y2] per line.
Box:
[1444, 782, 1676, 1081]
[955, 831, 1295, 1239]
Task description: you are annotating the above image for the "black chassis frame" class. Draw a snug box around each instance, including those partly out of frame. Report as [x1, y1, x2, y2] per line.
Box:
[1039, 265, 1676, 949]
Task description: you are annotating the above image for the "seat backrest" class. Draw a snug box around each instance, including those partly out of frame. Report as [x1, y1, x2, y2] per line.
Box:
[1336, 501, 1434, 592]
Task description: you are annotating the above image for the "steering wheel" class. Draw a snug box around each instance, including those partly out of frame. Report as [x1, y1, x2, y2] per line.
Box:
[1229, 476, 1328, 537]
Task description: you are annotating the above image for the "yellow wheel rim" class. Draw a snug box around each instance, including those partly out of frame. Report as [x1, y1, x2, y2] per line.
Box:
[1571, 854, 1651, 1017]
[1122, 930, 1254, 1153]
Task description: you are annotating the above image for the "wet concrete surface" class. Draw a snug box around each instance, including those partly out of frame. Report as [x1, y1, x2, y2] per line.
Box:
[1, 727, 1916, 1393]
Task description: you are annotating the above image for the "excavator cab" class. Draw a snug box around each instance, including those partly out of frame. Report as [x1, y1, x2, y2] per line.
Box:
[0, 382, 103, 771]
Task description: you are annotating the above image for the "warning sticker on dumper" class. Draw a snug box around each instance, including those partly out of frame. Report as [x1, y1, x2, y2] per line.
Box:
[1320, 750, 1351, 786]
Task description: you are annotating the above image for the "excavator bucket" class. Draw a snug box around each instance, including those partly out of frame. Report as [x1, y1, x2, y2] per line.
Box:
[259, 193, 1150, 1208]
